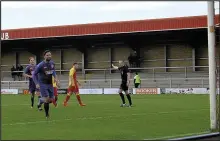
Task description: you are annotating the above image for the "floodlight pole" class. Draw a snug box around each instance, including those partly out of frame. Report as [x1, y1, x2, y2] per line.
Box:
[207, 1, 217, 130]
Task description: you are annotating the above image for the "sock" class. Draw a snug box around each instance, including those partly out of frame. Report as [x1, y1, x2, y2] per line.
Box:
[37, 104, 41, 109]
[37, 97, 45, 109]
[76, 94, 82, 105]
[126, 94, 132, 105]
[38, 97, 44, 105]
[44, 103, 49, 117]
[37, 96, 41, 104]
[119, 93, 125, 104]
[65, 95, 71, 103]
[31, 93, 34, 107]
[55, 96, 58, 102]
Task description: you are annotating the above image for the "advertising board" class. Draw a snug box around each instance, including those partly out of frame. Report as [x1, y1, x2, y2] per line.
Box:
[133, 88, 160, 94]
[79, 89, 103, 94]
[1, 89, 18, 94]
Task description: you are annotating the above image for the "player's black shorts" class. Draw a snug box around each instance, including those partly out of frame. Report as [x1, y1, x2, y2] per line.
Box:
[120, 82, 128, 91]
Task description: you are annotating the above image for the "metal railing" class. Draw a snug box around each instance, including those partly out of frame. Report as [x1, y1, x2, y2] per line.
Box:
[1, 66, 213, 81]
[84, 66, 211, 79]
[1, 77, 212, 89]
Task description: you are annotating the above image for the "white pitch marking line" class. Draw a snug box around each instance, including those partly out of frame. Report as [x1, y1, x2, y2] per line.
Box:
[1, 100, 113, 107]
[1, 102, 74, 107]
[143, 131, 211, 140]
[1, 101, 84, 107]
[1, 103, 30, 107]
[2, 109, 209, 126]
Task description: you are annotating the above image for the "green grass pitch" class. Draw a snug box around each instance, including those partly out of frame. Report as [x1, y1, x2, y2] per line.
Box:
[1, 94, 211, 140]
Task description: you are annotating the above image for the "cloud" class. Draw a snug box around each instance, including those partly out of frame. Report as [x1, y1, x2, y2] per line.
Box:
[1, 1, 219, 30]
[1, 1, 90, 9]
[99, 2, 173, 11]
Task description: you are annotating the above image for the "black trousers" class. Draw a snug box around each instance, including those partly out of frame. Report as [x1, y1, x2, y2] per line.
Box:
[135, 83, 140, 88]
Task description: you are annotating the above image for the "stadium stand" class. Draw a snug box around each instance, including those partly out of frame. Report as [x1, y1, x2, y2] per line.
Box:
[1, 15, 219, 90]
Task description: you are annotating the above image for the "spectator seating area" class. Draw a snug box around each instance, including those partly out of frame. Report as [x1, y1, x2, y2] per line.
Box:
[1, 45, 215, 89]
[1, 71, 209, 89]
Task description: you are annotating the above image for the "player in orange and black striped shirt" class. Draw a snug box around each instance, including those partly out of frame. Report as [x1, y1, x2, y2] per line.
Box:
[63, 63, 86, 107]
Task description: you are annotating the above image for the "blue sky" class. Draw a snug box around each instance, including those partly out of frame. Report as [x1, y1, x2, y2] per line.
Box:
[1, 1, 219, 30]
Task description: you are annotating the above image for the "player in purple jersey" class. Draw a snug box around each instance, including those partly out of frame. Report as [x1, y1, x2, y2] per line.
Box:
[33, 50, 58, 119]
[23, 57, 42, 110]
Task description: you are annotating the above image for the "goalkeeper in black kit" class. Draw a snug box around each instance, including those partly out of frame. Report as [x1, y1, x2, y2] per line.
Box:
[112, 60, 133, 107]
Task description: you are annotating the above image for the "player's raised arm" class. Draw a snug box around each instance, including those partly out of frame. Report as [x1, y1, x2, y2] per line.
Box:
[23, 66, 32, 78]
[112, 64, 119, 69]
